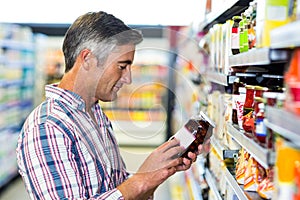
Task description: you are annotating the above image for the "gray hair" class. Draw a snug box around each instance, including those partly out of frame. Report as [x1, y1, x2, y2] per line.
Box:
[62, 11, 143, 72]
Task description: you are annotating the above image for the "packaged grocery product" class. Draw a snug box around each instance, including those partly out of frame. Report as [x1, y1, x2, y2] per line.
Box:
[263, 92, 278, 107]
[214, 23, 223, 73]
[236, 149, 249, 184]
[235, 88, 246, 130]
[285, 49, 300, 115]
[256, 0, 293, 47]
[276, 139, 300, 183]
[247, 7, 256, 50]
[257, 175, 275, 199]
[239, 13, 249, 53]
[275, 138, 300, 199]
[253, 96, 264, 117]
[294, 161, 300, 200]
[231, 78, 245, 125]
[223, 20, 233, 74]
[244, 156, 265, 191]
[209, 28, 216, 70]
[243, 85, 255, 116]
[231, 16, 242, 55]
[242, 110, 255, 136]
[255, 86, 268, 98]
[255, 103, 267, 146]
[171, 111, 215, 158]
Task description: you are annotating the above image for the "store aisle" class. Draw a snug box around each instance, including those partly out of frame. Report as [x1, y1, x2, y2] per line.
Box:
[0, 146, 171, 200]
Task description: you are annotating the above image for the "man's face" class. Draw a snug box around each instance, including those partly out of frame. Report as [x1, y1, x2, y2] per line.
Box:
[95, 44, 136, 102]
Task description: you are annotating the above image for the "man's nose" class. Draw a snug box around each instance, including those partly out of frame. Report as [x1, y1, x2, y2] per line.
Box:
[122, 68, 132, 84]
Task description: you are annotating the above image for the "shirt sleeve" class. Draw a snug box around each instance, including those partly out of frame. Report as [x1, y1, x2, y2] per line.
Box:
[17, 122, 124, 200]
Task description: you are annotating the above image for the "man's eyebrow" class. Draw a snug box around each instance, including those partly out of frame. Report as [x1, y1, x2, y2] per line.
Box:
[118, 60, 132, 65]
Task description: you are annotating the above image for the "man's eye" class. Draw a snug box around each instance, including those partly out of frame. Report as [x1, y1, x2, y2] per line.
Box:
[119, 65, 127, 70]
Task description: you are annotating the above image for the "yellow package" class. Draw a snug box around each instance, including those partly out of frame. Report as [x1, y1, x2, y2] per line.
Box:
[236, 149, 249, 185]
[256, 0, 293, 47]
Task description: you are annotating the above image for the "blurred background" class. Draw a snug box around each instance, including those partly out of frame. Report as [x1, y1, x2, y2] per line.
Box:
[1, 0, 300, 200]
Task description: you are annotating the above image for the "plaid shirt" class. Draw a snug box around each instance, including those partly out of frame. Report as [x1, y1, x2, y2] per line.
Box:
[16, 84, 128, 200]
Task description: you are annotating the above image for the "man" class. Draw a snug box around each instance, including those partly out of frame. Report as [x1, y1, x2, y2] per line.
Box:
[16, 11, 201, 199]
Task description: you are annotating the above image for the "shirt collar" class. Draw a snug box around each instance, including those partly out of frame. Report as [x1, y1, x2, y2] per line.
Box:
[45, 83, 87, 112]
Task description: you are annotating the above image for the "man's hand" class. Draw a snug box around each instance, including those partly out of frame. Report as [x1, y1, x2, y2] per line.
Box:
[176, 138, 211, 172]
[117, 139, 185, 200]
[138, 138, 184, 173]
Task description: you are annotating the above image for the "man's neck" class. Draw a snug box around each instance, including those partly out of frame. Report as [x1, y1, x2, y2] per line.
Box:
[58, 68, 96, 112]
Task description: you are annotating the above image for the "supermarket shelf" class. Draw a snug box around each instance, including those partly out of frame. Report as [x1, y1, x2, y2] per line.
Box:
[199, 0, 251, 31]
[227, 123, 269, 169]
[185, 169, 203, 200]
[224, 167, 248, 200]
[224, 167, 262, 200]
[206, 71, 228, 86]
[211, 136, 226, 159]
[205, 168, 222, 200]
[0, 39, 35, 51]
[211, 136, 239, 160]
[271, 20, 300, 49]
[229, 48, 289, 67]
[0, 79, 23, 87]
[265, 106, 300, 147]
[0, 56, 33, 67]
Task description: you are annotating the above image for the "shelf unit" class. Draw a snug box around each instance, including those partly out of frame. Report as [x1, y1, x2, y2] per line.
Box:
[189, 1, 300, 199]
[270, 20, 300, 49]
[207, 47, 289, 86]
[229, 48, 289, 66]
[206, 72, 228, 86]
[204, 168, 223, 200]
[0, 24, 35, 188]
[224, 167, 263, 200]
[265, 106, 300, 147]
[211, 136, 239, 160]
[199, 0, 252, 32]
[227, 123, 272, 169]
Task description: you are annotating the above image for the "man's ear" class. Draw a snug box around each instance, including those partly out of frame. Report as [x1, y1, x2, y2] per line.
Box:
[80, 49, 92, 70]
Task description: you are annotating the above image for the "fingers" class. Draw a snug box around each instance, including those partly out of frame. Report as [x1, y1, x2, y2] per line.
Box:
[157, 138, 181, 153]
[175, 157, 193, 172]
[197, 145, 203, 154]
[186, 152, 197, 162]
[197, 139, 211, 154]
[166, 145, 185, 158]
[165, 156, 183, 169]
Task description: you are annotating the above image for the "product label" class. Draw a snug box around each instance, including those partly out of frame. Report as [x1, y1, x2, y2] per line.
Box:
[231, 33, 240, 49]
[255, 118, 267, 136]
[171, 126, 195, 149]
[267, 6, 287, 21]
[236, 97, 245, 130]
[232, 27, 238, 33]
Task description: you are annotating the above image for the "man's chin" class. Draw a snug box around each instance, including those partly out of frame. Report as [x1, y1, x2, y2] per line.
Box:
[100, 94, 117, 102]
